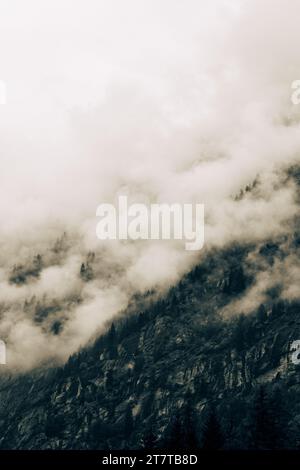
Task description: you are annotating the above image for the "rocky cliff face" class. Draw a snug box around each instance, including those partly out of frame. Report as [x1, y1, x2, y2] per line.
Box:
[0, 238, 299, 450]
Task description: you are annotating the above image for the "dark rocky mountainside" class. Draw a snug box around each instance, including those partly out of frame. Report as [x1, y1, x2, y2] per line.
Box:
[0, 235, 300, 450]
[1, 164, 300, 450]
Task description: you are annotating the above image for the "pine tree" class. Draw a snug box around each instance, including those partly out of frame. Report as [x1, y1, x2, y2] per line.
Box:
[201, 406, 223, 450]
[250, 385, 286, 449]
[232, 315, 247, 352]
[80, 263, 86, 277]
[165, 412, 184, 449]
[164, 398, 199, 450]
[105, 369, 114, 390]
[80, 262, 94, 282]
[142, 418, 157, 449]
[257, 304, 268, 323]
[270, 301, 285, 319]
[181, 393, 199, 449]
[223, 266, 246, 294]
[107, 323, 118, 359]
[124, 405, 134, 435]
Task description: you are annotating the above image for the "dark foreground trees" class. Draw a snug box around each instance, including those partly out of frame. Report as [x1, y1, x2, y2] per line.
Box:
[201, 406, 224, 450]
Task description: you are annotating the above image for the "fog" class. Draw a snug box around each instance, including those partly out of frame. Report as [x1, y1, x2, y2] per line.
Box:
[0, 0, 300, 369]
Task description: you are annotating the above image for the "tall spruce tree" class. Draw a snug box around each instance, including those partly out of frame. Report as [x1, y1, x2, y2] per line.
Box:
[181, 393, 199, 449]
[251, 385, 286, 449]
[142, 417, 157, 449]
[165, 412, 184, 449]
[201, 406, 224, 450]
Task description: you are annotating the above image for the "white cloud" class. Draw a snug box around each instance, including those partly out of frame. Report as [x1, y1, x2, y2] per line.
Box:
[0, 0, 299, 368]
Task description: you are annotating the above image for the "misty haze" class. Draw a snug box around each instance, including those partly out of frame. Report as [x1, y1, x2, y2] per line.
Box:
[0, 0, 299, 461]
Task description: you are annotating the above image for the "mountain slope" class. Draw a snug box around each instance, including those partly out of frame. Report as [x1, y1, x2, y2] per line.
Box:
[0, 237, 300, 449]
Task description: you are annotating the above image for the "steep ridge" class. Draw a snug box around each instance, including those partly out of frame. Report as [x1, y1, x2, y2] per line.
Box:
[0, 236, 299, 449]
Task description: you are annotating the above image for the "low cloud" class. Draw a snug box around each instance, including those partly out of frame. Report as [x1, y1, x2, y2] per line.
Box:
[0, 0, 300, 369]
